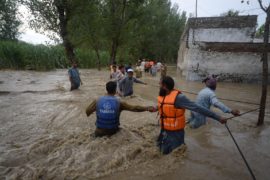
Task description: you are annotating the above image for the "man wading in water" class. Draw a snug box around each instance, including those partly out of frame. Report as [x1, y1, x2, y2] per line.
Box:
[86, 81, 155, 137]
[153, 76, 227, 154]
[188, 75, 240, 128]
[119, 69, 147, 97]
[68, 62, 82, 91]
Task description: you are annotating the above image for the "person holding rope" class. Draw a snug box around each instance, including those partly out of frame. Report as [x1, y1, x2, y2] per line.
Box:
[152, 76, 227, 154]
[86, 81, 156, 137]
[118, 69, 147, 97]
[188, 75, 240, 129]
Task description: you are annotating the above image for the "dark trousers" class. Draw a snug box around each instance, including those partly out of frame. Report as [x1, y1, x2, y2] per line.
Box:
[157, 129, 185, 154]
[70, 83, 80, 91]
[94, 128, 119, 137]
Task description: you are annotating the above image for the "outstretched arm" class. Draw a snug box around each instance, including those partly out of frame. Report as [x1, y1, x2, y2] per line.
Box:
[133, 78, 147, 85]
[174, 94, 221, 121]
[120, 101, 153, 112]
[210, 94, 231, 113]
[210, 94, 240, 116]
[86, 99, 97, 116]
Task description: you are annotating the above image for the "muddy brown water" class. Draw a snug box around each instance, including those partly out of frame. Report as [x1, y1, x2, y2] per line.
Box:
[0, 67, 269, 180]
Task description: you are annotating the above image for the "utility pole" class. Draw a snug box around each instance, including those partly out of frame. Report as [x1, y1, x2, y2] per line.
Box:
[195, 0, 198, 17]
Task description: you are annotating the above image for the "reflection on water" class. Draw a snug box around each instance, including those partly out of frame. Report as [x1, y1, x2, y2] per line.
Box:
[0, 67, 269, 180]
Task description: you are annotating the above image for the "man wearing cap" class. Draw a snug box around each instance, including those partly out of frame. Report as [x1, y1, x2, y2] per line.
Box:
[119, 69, 147, 97]
[188, 75, 240, 129]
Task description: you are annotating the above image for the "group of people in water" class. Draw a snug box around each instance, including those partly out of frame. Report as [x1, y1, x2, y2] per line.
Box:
[136, 59, 167, 77]
[69, 62, 240, 155]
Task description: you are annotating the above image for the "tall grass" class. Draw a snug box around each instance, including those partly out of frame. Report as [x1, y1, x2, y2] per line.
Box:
[0, 41, 110, 70]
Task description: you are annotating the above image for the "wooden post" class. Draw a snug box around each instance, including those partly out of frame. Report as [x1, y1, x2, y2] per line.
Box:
[257, 0, 270, 126]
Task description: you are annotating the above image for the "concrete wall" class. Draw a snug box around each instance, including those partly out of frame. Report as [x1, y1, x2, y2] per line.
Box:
[177, 24, 270, 83]
[191, 28, 255, 43]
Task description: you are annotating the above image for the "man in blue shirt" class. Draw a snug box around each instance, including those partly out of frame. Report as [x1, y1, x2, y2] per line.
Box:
[86, 81, 155, 137]
[68, 63, 82, 91]
[188, 75, 240, 129]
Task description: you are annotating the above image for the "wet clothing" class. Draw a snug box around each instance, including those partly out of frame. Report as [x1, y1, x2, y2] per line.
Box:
[68, 67, 81, 90]
[86, 96, 148, 137]
[157, 92, 221, 154]
[140, 61, 145, 71]
[151, 64, 158, 76]
[119, 76, 144, 97]
[160, 65, 167, 79]
[95, 128, 119, 137]
[157, 62, 162, 71]
[110, 70, 121, 81]
[158, 90, 185, 131]
[157, 129, 185, 155]
[96, 96, 120, 129]
[188, 87, 231, 129]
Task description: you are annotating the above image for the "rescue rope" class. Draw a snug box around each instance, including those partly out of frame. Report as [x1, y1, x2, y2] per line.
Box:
[223, 107, 259, 180]
[224, 108, 260, 121]
[225, 123, 256, 180]
[180, 90, 260, 106]
[147, 83, 260, 106]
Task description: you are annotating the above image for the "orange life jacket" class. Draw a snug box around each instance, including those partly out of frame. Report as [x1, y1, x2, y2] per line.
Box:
[157, 89, 185, 131]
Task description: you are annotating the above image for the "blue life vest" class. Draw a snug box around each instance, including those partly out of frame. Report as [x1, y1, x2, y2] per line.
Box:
[96, 96, 120, 129]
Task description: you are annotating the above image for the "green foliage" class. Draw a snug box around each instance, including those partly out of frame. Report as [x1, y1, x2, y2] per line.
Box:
[256, 24, 264, 38]
[0, 0, 21, 40]
[68, 0, 187, 64]
[128, 0, 187, 62]
[22, 0, 63, 41]
[0, 41, 109, 70]
[18, 0, 187, 67]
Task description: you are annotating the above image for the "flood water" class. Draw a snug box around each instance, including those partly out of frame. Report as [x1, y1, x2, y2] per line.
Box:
[0, 67, 269, 180]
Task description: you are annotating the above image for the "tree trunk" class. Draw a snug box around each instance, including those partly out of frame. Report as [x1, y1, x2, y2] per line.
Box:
[110, 39, 118, 64]
[93, 47, 101, 71]
[257, 9, 270, 126]
[56, 1, 76, 64]
[109, 0, 127, 65]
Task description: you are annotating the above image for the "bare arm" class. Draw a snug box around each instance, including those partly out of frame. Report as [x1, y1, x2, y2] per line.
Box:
[86, 99, 97, 116]
[120, 101, 151, 112]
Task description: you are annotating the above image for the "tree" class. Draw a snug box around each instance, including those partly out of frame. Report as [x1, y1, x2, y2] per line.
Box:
[0, 0, 21, 40]
[68, 0, 104, 70]
[127, 0, 186, 62]
[220, 9, 239, 17]
[102, 0, 145, 64]
[22, 0, 76, 63]
[242, 0, 269, 126]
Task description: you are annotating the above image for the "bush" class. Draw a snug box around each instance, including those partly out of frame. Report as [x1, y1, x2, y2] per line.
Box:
[0, 41, 110, 70]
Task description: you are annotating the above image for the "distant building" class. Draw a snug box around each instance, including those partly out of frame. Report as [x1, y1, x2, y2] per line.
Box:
[177, 15, 270, 83]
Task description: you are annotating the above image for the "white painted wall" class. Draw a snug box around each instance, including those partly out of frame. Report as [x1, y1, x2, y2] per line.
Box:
[177, 26, 270, 83]
[190, 27, 255, 43]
